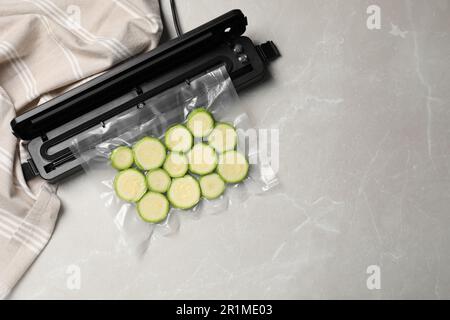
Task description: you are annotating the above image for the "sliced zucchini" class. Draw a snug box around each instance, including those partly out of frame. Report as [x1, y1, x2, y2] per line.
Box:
[114, 169, 147, 202]
[186, 108, 215, 138]
[167, 175, 201, 209]
[217, 150, 249, 183]
[132, 137, 166, 170]
[110, 146, 133, 170]
[199, 173, 225, 200]
[137, 192, 170, 223]
[163, 152, 189, 178]
[187, 143, 218, 175]
[146, 168, 171, 193]
[164, 124, 193, 152]
[207, 123, 238, 153]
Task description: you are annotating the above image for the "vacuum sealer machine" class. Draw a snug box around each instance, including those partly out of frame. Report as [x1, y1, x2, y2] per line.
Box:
[10, 9, 280, 183]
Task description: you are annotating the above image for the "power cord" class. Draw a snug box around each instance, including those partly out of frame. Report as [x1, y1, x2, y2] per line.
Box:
[169, 0, 182, 36]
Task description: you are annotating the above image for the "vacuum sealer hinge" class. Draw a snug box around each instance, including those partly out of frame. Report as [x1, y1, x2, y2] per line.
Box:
[256, 41, 281, 64]
[21, 159, 39, 181]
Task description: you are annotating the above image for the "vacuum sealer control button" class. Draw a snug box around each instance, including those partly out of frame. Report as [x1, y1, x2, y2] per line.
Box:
[237, 54, 248, 63]
[233, 43, 243, 54]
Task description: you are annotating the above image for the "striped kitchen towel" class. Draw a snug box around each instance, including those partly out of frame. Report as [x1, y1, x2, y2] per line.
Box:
[0, 0, 162, 299]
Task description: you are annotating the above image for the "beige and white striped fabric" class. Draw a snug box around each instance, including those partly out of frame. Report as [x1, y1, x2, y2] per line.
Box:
[0, 0, 162, 299]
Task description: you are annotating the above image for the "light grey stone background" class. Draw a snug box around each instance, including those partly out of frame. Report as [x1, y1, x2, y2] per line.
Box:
[11, 0, 450, 299]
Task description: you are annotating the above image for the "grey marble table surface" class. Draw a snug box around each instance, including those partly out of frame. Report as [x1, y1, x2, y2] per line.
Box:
[11, 0, 450, 299]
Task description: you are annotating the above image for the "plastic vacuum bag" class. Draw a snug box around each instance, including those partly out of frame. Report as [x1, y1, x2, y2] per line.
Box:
[71, 66, 278, 254]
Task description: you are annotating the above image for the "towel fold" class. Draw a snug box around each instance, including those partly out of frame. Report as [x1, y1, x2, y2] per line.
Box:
[0, 0, 162, 299]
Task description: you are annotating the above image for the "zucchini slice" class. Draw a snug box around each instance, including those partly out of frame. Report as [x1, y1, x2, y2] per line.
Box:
[187, 143, 218, 175]
[114, 169, 147, 202]
[164, 124, 193, 152]
[167, 175, 201, 209]
[163, 152, 189, 178]
[186, 108, 215, 138]
[199, 173, 225, 200]
[217, 150, 249, 183]
[207, 123, 238, 153]
[132, 137, 166, 170]
[146, 168, 171, 193]
[110, 146, 133, 170]
[137, 192, 170, 223]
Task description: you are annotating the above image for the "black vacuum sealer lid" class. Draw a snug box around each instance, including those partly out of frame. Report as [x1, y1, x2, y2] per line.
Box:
[11, 10, 252, 140]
